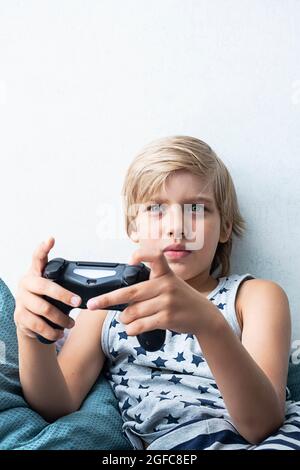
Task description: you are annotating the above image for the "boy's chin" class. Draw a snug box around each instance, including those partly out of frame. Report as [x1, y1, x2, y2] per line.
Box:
[167, 264, 192, 278]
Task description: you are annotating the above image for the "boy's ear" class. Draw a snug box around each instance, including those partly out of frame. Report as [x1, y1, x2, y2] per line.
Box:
[129, 230, 139, 243]
[219, 221, 232, 243]
[128, 219, 140, 243]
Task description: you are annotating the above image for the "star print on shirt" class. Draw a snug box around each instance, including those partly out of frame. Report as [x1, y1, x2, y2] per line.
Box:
[168, 375, 182, 385]
[138, 384, 150, 389]
[120, 378, 129, 387]
[219, 287, 229, 294]
[170, 330, 181, 337]
[185, 333, 194, 340]
[134, 414, 143, 424]
[180, 401, 198, 408]
[104, 275, 246, 439]
[110, 319, 119, 328]
[127, 354, 136, 363]
[210, 383, 219, 389]
[164, 414, 180, 424]
[192, 354, 204, 366]
[198, 385, 209, 393]
[197, 398, 222, 409]
[118, 331, 128, 340]
[121, 398, 131, 411]
[216, 303, 226, 310]
[174, 352, 185, 362]
[134, 346, 147, 356]
[151, 368, 162, 378]
[152, 356, 168, 368]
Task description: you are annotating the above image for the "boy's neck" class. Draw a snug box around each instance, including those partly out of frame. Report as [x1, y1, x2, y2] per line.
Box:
[186, 271, 219, 297]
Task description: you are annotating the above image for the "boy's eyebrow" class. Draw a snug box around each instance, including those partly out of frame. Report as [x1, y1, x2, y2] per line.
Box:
[149, 195, 214, 204]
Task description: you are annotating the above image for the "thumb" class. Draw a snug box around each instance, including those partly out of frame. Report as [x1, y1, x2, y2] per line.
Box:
[30, 236, 55, 275]
[129, 248, 172, 280]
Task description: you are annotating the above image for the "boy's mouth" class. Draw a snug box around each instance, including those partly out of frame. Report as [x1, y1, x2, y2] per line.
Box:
[164, 250, 191, 260]
[163, 243, 191, 260]
[163, 243, 189, 252]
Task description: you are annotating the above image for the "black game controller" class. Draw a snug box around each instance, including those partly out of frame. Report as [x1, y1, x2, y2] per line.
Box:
[37, 258, 166, 352]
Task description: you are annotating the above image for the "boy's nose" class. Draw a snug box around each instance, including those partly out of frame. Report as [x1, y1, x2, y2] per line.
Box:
[166, 224, 185, 239]
[163, 208, 184, 239]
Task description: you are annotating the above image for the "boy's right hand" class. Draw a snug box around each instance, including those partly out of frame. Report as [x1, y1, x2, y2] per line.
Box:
[14, 237, 82, 342]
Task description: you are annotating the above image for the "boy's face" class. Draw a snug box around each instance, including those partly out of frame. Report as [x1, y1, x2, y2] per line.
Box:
[130, 170, 231, 283]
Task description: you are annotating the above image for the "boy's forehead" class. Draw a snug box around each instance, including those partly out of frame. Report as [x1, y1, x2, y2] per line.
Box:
[147, 176, 214, 202]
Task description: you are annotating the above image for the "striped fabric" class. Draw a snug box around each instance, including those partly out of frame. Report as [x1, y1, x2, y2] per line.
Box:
[147, 401, 300, 450]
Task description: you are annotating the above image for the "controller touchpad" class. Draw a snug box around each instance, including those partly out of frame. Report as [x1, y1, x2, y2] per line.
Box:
[73, 269, 117, 279]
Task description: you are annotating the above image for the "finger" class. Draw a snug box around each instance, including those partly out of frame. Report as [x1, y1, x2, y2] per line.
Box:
[129, 248, 172, 280]
[16, 308, 65, 342]
[19, 326, 39, 339]
[119, 296, 161, 325]
[15, 316, 38, 339]
[86, 276, 163, 310]
[125, 311, 164, 336]
[16, 322, 42, 339]
[23, 276, 82, 308]
[30, 237, 55, 275]
[21, 289, 75, 329]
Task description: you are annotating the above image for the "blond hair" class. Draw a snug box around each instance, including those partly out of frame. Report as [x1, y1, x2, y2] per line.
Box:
[121, 135, 246, 277]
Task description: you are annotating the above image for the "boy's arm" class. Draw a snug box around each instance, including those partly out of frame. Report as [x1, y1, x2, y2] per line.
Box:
[195, 279, 291, 445]
[18, 308, 108, 422]
[237, 279, 291, 415]
[17, 329, 75, 422]
[56, 308, 108, 411]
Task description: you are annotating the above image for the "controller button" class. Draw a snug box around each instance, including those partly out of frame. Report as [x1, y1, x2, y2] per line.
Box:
[44, 258, 65, 279]
[123, 266, 139, 285]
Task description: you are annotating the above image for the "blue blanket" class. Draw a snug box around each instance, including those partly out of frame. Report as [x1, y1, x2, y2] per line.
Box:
[0, 278, 132, 450]
[1, 277, 300, 450]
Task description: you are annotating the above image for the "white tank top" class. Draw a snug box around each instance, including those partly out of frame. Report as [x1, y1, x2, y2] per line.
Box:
[101, 272, 255, 449]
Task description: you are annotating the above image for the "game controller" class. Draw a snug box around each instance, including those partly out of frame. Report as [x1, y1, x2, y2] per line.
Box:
[37, 258, 166, 352]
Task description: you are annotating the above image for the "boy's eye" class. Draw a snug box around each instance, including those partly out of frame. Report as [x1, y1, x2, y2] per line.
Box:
[145, 203, 206, 214]
[146, 204, 163, 214]
[187, 204, 205, 213]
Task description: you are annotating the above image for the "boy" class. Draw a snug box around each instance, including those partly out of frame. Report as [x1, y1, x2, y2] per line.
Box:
[14, 136, 300, 450]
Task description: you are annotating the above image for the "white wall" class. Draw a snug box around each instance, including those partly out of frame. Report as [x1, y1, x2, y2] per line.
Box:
[0, 0, 300, 345]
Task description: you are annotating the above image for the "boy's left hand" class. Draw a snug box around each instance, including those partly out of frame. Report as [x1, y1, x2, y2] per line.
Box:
[86, 248, 217, 336]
